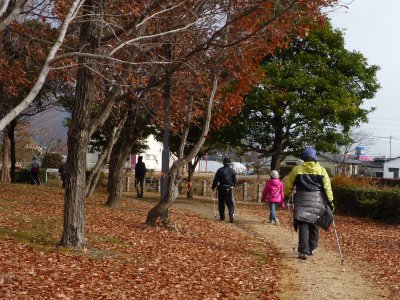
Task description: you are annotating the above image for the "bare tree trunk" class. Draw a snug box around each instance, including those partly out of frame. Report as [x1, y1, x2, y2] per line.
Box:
[146, 66, 219, 225]
[85, 145, 111, 198]
[270, 130, 284, 171]
[7, 119, 16, 182]
[186, 160, 199, 198]
[146, 163, 181, 225]
[60, 65, 92, 248]
[105, 149, 128, 207]
[270, 148, 282, 171]
[1, 129, 10, 182]
[60, 0, 98, 249]
[106, 105, 143, 207]
[85, 114, 127, 198]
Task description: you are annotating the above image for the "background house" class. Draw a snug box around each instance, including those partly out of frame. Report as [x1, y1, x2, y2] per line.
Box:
[359, 157, 385, 177]
[86, 135, 175, 172]
[383, 156, 400, 178]
[131, 135, 176, 173]
[283, 153, 362, 177]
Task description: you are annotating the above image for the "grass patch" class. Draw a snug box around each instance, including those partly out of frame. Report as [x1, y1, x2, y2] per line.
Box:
[0, 227, 58, 247]
[253, 250, 268, 264]
[86, 232, 124, 244]
[0, 215, 62, 247]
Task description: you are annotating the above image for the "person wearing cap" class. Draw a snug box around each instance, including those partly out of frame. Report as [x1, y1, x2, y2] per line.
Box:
[261, 170, 285, 224]
[211, 157, 237, 223]
[284, 147, 334, 260]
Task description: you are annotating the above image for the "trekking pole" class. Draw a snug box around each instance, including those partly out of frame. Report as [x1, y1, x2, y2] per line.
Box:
[212, 190, 218, 219]
[30, 173, 38, 185]
[287, 192, 296, 257]
[332, 218, 345, 271]
[232, 187, 238, 223]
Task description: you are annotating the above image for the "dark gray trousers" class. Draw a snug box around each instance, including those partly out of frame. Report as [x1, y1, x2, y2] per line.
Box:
[297, 221, 319, 254]
[217, 187, 234, 220]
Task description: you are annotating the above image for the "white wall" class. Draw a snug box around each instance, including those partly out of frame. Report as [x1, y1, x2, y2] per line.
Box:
[136, 135, 176, 172]
[383, 157, 400, 178]
[196, 160, 247, 174]
[197, 160, 223, 173]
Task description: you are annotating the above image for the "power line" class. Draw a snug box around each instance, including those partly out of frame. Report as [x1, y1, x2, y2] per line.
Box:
[371, 135, 400, 141]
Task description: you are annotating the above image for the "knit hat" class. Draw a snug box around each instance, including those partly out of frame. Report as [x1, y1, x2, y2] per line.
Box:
[300, 147, 317, 161]
[270, 170, 279, 179]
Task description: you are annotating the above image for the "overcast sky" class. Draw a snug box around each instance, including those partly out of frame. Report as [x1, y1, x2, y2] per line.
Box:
[329, 0, 400, 158]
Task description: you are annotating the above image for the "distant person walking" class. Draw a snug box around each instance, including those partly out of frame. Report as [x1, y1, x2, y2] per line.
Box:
[211, 157, 237, 223]
[28, 156, 41, 185]
[285, 147, 334, 260]
[135, 156, 146, 198]
[261, 170, 285, 224]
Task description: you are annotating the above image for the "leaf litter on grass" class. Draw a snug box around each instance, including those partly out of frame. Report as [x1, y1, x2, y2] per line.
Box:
[0, 183, 280, 299]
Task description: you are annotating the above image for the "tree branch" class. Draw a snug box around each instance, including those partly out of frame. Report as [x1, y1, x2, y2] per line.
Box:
[0, 0, 85, 132]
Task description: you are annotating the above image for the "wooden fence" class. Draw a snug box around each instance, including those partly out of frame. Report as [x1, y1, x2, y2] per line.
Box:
[43, 170, 267, 202]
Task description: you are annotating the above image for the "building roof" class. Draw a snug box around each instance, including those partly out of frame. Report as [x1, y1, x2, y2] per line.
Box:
[318, 153, 362, 165]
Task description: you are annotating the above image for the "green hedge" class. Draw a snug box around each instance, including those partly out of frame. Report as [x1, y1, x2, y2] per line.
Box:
[333, 186, 400, 223]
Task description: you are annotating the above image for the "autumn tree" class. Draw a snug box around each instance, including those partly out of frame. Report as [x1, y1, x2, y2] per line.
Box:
[222, 21, 380, 170]
[0, 3, 73, 181]
[1, 1, 339, 247]
[145, 2, 340, 225]
[0, 0, 85, 131]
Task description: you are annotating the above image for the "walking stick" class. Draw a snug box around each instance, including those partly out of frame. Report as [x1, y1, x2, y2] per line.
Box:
[212, 190, 218, 219]
[232, 188, 237, 223]
[30, 173, 38, 185]
[287, 192, 296, 257]
[332, 218, 345, 271]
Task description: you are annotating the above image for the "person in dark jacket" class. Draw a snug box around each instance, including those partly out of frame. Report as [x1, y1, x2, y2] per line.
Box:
[284, 147, 334, 260]
[211, 157, 237, 223]
[135, 156, 146, 198]
[28, 156, 41, 185]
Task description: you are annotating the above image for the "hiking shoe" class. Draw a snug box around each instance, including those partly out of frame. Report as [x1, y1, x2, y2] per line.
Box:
[298, 253, 308, 260]
[229, 214, 234, 223]
[309, 249, 316, 256]
[274, 219, 280, 225]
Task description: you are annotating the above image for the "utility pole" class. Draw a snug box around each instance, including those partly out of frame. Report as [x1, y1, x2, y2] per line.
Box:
[160, 6, 172, 221]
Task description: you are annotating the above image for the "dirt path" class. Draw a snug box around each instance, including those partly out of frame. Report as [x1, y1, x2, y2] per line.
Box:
[173, 197, 392, 300]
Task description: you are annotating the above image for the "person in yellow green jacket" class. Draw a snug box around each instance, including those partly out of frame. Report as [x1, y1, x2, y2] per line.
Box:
[284, 147, 334, 260]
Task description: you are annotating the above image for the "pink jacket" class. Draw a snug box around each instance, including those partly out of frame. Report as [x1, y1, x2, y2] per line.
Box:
[261, 178, 285, 208]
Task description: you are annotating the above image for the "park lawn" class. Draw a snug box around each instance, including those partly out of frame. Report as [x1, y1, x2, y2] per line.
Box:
[0, 183, 280, 299]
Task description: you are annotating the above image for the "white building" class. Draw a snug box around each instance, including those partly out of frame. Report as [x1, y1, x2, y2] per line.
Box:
[197, 160, 247, 174]
[197, 160, 223, 173]
[383, 157, 400, 178]
[132, 135, 177, 172]
[86, 135, 175, 172]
